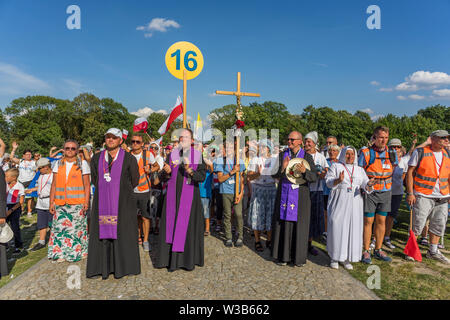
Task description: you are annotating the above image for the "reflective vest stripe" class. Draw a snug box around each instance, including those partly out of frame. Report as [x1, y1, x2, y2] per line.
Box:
[415, 173, 437, 182]
[414, 180, 434, 190]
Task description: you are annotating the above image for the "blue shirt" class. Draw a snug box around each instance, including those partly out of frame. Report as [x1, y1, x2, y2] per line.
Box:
[215, 158, 246, 195]
[199, 171, 213, 199]
[358, 148, 398, 192]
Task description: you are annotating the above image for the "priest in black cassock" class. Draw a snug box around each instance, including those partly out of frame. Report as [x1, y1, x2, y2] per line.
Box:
[86, 128, 140, 279]
[271, 131, 318, 267]
[156, 128, 206, 271]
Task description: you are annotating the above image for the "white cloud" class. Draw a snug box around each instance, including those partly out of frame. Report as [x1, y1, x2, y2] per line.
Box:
[136, 18, 180, 38]
[395, 82, 419, 91]
[432, 89, 450, 98]
[359, 108, 374, 114]
[408, 94, 425, 100]
[208, 93, 218, 97]
[131, 107, 168, 118]
[395, 71, 450, 91]
[397, 95, 407, 100]
[313, 63, 328, 68]
[379, 87, 393, 92]
[0, 62, 50, 96]
[371, 114, 384, 121]
[370, 81, 380, 86]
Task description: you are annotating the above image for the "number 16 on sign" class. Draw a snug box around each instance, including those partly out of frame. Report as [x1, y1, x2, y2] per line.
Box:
[165, 41, 204, 128]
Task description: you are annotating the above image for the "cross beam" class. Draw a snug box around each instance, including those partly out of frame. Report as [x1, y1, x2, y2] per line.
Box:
[215, 72, 260, 199]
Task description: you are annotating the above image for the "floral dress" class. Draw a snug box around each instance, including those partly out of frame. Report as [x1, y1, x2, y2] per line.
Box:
[48, 204, 88, 262]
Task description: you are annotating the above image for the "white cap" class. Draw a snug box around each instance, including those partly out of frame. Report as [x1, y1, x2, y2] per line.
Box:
[305, 131, 318, 145]
[105, 128, 122, 138]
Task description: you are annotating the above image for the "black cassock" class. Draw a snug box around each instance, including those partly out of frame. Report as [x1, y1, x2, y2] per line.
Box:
[156, 154, 206, 271]
[86, 151, 140, 279]
[271, 151, 317, 266]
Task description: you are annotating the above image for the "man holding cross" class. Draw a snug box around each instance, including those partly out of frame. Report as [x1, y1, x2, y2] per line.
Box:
[271, 131, 318, 266]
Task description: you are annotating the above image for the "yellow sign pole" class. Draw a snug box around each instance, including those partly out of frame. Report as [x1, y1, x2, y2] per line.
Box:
[183, 70, 187, 128]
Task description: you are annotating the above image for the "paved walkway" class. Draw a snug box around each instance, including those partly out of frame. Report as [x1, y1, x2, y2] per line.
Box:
[0, 227, 379, 300]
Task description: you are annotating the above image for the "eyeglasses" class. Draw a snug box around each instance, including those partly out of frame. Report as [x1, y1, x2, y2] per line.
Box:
[131, 140, 142, 144]
[440, 136, 450, 140]
[65, 147, 77, 151]
[150, 146, 158, 150]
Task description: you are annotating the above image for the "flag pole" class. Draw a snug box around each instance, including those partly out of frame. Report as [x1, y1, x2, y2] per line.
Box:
[183, 70, 187, 129]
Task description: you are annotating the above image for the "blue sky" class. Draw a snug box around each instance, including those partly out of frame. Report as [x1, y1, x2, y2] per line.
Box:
[0, 0, 449, 127]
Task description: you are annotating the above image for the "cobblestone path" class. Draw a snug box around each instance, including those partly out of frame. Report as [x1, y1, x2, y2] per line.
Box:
[0, 227, 379, 300]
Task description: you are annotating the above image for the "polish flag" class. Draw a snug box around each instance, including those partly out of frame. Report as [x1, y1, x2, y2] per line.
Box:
[122, 129, 129, 140]
[155, 137, 163, 146]
[158, 96, 183, 136]
[133, 117, 148, 132]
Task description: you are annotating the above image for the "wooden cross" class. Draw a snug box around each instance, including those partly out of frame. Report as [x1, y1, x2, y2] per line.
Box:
[215, 72, 260, 199]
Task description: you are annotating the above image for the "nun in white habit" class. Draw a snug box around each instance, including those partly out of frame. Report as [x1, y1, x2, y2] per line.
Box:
[325, 146, 375, 270]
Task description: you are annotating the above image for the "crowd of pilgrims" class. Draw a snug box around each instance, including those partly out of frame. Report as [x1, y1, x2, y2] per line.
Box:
[0, 125, 449, 280]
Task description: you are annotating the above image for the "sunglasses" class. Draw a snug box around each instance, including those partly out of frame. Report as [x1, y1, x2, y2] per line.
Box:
[131, 140, 142, 144]
[287, 138, 300, 141]
[65, 147, 77, 151]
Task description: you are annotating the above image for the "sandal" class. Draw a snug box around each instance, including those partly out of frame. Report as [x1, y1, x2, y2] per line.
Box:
[204, 231, 210, 236]
[255, 241, 264, 252]
[138, 237, 143, 245]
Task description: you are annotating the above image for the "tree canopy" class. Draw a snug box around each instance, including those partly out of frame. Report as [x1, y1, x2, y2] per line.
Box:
[0, 93, 448, 154]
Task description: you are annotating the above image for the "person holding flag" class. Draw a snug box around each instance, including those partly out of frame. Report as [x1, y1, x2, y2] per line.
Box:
[406, 130, 450, 264]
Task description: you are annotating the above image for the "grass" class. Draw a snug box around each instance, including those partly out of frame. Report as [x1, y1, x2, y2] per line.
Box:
[313, 202, 450, 300]
[0, 214, 49, 289]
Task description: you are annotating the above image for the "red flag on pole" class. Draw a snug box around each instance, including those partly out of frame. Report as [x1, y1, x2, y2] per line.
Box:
[158, 96, 183, 136]
[404, 210, 422, 261]
[133, 117, 148, 132]
[122, 129, 128, 140]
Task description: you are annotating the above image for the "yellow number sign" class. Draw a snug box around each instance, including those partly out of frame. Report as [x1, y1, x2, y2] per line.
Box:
[165, 41, 204, 80]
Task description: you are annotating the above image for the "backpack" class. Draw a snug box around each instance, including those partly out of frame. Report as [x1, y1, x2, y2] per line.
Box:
[368, 146, 397, 166]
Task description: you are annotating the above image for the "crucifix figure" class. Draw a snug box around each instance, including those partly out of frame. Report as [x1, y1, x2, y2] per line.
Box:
[215, 72, 260, 199]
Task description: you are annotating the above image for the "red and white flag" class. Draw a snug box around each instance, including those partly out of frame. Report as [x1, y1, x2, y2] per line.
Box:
[158, 96, 183, 136]
[133, 117, 148, 132]
[122, 129, 129, 140]
[155, 137, 163, 146]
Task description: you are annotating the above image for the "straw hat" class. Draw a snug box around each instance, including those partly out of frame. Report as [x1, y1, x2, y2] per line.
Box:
[286, 158, 310, 185]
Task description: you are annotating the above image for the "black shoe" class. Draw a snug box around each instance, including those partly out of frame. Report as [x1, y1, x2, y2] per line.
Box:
[235, 239, 243, 247]
[12, 248, 23, 255]
[225, 240, 233, 247]
[308, 245, 319, 256]
[31, 243, 46, 251]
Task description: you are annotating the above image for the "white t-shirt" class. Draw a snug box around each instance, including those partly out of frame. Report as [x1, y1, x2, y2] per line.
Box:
[132, 151, 156, 194]
[391, 158, 407, 195]
[308, 152, 329, 192]
[247, 156, 277, 186]
[18, 160, 36, 183]
[52, 160, 91, 179]
[6, 182, 25, 205]
[408, 149, 449, 199]
[36, 173, 53, 210]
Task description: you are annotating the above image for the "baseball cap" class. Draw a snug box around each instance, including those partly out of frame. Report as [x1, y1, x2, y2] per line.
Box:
[105, 128, 122, 138]
[431, 130, 449, 138]
[36, 158, 51, 168]
[165, 145, 173, 150]
[388, 138, 402, 147]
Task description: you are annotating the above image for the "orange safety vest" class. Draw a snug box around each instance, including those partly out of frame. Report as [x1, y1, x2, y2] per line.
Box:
[54, 161, 85, 205]
[136, 150, 154, 192]
[413, 147, 450, 195]
[361, 146, 394, 191]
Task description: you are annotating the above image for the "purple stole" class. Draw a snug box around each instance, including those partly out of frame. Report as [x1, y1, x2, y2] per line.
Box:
[166, 147, 200, 252]
[98, 149, 124, 239]
[280, 148, 305, 222]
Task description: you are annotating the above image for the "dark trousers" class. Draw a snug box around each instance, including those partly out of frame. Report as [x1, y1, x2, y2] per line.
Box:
[6, 204, 23, 248]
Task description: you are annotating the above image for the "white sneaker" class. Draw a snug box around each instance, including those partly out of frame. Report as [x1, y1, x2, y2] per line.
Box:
[369, 239, 376, 250]
[27, 212, 32, 217]
[342, 261, 353, 270]
[426, 250, 450, 264]
[330, 260, 339, 269]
